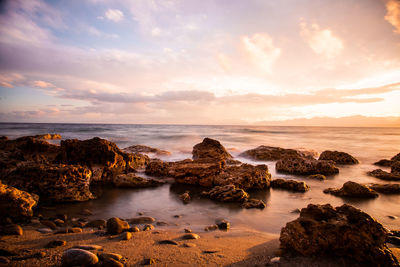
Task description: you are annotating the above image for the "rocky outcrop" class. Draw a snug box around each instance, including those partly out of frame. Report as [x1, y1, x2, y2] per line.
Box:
[192, 138, 232, 161]
[276, 157, 339, 175]
[368, 169, 400, 181]
[307, 174, 326, 180]
[201, 185, 249, 202]
[123, 145, 171, 156]
[33, 134, 62, 140]
[392, 161, 400, 174]
[279, 203, 398, 266]
[0, 181, 38, 222]
[239, 145, 310, 161]
[373, 152, 400, 167]
[318, 150, 359, 164]
[4, 164, 94, 202]
[323, 181, 378, 198]
[214, 164, 271, 189]
[369, 183, 400, 194]
[113, 173, 164, 188]
[271, 179, 309, 192]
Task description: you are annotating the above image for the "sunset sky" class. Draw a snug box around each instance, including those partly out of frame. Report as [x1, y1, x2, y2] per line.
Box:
[0, 0, 400, 125]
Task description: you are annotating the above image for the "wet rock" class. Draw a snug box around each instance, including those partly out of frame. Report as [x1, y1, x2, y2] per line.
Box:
[318, 150, 359, 164]
[216, 219, 230, 230]
[0, 224, 23, 236]
[127, 226, 140, 232]
[128, 217, 155, 224]
[106, 217, 129, 235]
[33, 134, 62, 140]
[241, 199, 266, 209]
[307, 174, 326, 180]
[46, 240, 67, 248]
[0, 180, 38, 222]
[37, 228, 53, 234]
[204, 225, 218, 231]
[276, 157, 339, 175]
[158, 240, 178, 245]
[120, 231, 132, 240]
[271, 179, 309, 192]
[368, 169, 400, 181]
[182, 233, 200, 240]
[324, 181, 378, 198]
[73, 245, 103, 251]
[143, 224, 154, 231]
[53, 219, 65, 226]
[123, 144, 171, 156]
[369, 183, 400, 194]
[201, 185, 249, 202]
[103, 257, 124, 267]
[279, 203, 398, 266]
[113, 173, 164, 188]
[85, 219, 106, 228]
[239, 145, 311, 161]
[374, 159, 394, 167]
[41, 220, 57, 230]
[192, 137, 232, 161]
[179, 191, 191, 204]
[61, 248, 99, 267]
[184, 228, 192, 233]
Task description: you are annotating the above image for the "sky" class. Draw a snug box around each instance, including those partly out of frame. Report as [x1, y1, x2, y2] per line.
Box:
[0, 0, 400, 125]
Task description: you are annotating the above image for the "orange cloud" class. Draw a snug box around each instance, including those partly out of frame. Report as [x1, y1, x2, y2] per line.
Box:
[385, 0, 400, 33]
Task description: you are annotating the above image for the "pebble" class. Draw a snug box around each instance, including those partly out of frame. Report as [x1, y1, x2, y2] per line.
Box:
[268, 257, 280, 265]
[61, 248, 99, 266]
[143, 224, 154, 231]
[73, 245, 103, 251]
[127, 226, 140, 232]
[203, 250, 219, 254]
[184, 228, 192, 233]
[46, 240, 67, 248]
[173, 215, 182, 218]
[120, 232, 132, 240]
[183, 243, 196, 248]
[40, 220, 57, 230]
[158, 240, 178, 245]
[388, 215, 398, 220]
[182, 233, 200, 240]
[216, 219, 230, 230]
[53, 219, 65, 226]
[128, 217, 156, 224]
[204, 225, 218, 231]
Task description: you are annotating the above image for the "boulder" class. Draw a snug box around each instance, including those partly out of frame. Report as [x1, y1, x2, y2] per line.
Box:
[113, 173, 164, 188]
[392, 161, 400, 174]
[106, 217, 130, 235]
[368, 169, 400, 181]
[192, 138, 232, 161]
[374, 159, 394, 167]
[123, 145, 171, 156]
[0, 180, 38, 222]
[4, 164, 94, 202]
[201, 185, 249, 202]
[61, 248, 99, 267]
[239, 145, 311, 161]
[241, 199, 266, 209]
[280, 204, 398, 265]
[369, 183, 400, 194]
[276, 157, 339, 175]
[271, 179, 309, 192]
[323, 181, 378, 198]
[318, 150, 359, 164]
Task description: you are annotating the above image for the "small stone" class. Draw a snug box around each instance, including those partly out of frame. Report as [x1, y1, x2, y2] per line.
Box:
[106, 217, 130, 235]
[216, 219, 230, 230]
[128, 217, 155, 224]
[203, 250, 219, 254]
[137, 212, 144, 215]
[204, 225, 218, 231]
[182, 233, 200, 240]
[307, 174, 326, 180]
[183, 243, 196, 248]
[143, 224, 154, 231]
[156, 221, 168, 226]
[0, 256, 10, 264]
[158, 240, 178, 245]
[388, 215, 398, 220]
[143, 258, 156, 265]
[173, 215, 181, 218]
[41, 220, 57, 230]
[85, 219, 106, 228]
[73, 245, 103, 251]
[268, 257, 280, 265]
[56, 214, 68, 222]
[98, 252, 123, 261]
[179, 191, 191, 204]
[61, 248, 99, 266]
[1, 224, 23, 236]
[46, 240, 67, 248]
[53, 219, 65, 226]
[184, 228, 192, 233]
[37, 228, 53, 234]
[120, 232, 132, 240]
[127, 226, 140, 232]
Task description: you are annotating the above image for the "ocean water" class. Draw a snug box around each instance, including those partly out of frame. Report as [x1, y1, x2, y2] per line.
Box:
[1, 123, 400, 233]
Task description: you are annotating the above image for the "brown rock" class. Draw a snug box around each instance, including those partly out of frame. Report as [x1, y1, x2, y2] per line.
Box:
[368, 169, 400, 181]
[369, 183, 400, 194]
[201, 185, 249, 203]
[33, 134, 62, 140]
[392, 161, 400, 174]
[271, 179, 309, 192]
[46, 240, 67, 248]
[41, 220, 57, 230]
[374, 159, 393, 167]
[0, 224, 23, 236]
[85, 219, 106, 228]
[276, 157, 339, 175]
[323, 181, 378, 198]
[127, 226, 140, 232]
[61, 248, 99, 267]
[239, 145, 310, 161]
[123, 145, 171, 156]
[182, 233, 200, 240]
[241, 199, 266, 209]
[128, 217, 155, 224]
[106, 217, 129, 235]
[307, 174, 326, 180]
[279, 204, 398, 266]
[113, 173, 164, 188]
[318, 150, 359, 164]
[120, 231, 132, 240]
[179, 191, 191, 204]
[216, 219, 230, 230]
[192, 137, 232, 161]
[103, 258, 124, 267]
[98, 252, 123, 261]
[143, 224, 154, 231]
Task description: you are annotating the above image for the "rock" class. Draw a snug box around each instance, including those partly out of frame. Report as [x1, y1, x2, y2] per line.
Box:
[37, 228, 53, 233]
[0, 224, 23, 236]
[184, 228, 192, 233]
[216, 219, 230, 230]
[143, 258, 156, 265]
[179, 191, 191, 204]
[143, 224, 154, 231]
[388, 236, 400, 246]
[388, 215, 397, 220]
[61, 248, 99, 267]
[239, 145, 311, 161]
[4, 164, 94, 202]
[183, 243, 196, 247]
[158, 240, 178, 245]
[0, 180, 38, 222]
[392, 153, 400, 162]
[113, 173, 164, 188]
[85, 219, 107, 228]
[241, 199, 266, 209]
[276, 157, 339, 175]
[156, 221, 168, 226]
[120, 231, 132, 240]
[279, 204, 398, 265]
[53, 219, 65, 226]
[291, 208, 301, 213]
[368, 169, 400, 181]
[192, 137, 232, 161]
[55, 227, 82, 234]
[318, 150, 359, 164]
[123, 145, 171, 156]
[33, 134, 62, 140]
[307, 174, 326, 180]
[182, 233, 200, 240]
[73, 245, 103, 251]
[374, 159, 394, 167]
[102, 258, 124, 267]
[392, 161, 400, 174]
[268, 257, 280, 265]
[98, 252, 123, 261]
[127, 226, 140, 232]
[80, 209, 93, 216]
[106, 217, 130, 235]
[201, 185, 249, 202]
[128, 217, 156, 224]
[41, 220, 57, 230]
[271, 179, 309, 192]
[204, 225, 218, 231]
[56, 214, 68, 222]
[46, 240, 67, 248]
[0, 256, 10, 264]
[324, 181, 378, 198]
[369, 183, 400, 194]
[203, 250, 219, 254]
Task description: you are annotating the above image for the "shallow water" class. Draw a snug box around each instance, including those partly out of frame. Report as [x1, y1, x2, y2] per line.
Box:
[1, 123, 400, 233]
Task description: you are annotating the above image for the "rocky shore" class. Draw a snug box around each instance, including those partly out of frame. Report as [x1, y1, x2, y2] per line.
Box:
[0, 134, 399, 266]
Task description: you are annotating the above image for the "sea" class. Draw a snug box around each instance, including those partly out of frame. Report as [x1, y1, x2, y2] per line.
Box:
[1, 123, 399, 233]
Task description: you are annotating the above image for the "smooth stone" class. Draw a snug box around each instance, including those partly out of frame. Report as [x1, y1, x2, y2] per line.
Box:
[1, 224, 23, 236]
[85, 219, 106, 228]
[203, 250, 219, 254]
[388, 215, 398, 220]
[182, 233, 200, 240]
[143, 224, 154, 231]
[127, 226, 140, 232]
[106, 217, 130, 235]
[120, 232, 132, 240]
[268, 257, 280, 265]
[128, 216, 155, 224]
[158, 240, 178, 245]
[98, 252, 123, 261]
[61, 248, 98, 267]
[184, 228, 192, 233]
[183, 243, 196, 248]
[46, 240, 67, 248]
[73, 244, 103, 251]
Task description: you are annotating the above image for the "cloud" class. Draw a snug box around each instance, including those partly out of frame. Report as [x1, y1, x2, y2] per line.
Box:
[105, 9, 124, 22]
[300, 22, 344, 59]
[32, 80, 55, 88]
[151, 27, 161, 36]
[241, 33, 281, 73]
[87, 26, 120, 39]
[0, 73, 24, 88]
[385, 0, 400, 33]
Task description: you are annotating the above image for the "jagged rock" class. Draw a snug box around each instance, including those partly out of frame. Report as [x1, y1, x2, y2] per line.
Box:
[307, 174, 326, 180]
[123, 145, 171, 156]
[113, 173, 164, 188]
[4, 164, 94, 202]
[271, 179, 309, 192]
[368, 169, 400, 181]
[369, 183, 400, 194]
[0, 180, 38, 222]
[374, 159, 394, 167]
[127, 217, 155, 224]
[61, 248, 99, 267]
[241, 199, 266, 209]
[324, 181, 378, 198]
[85, 219, 106, 228]
[318, 150, 359, 164]
[201, 185, 249, 202]
[276, 157, 339, 175]
[192, 138, 232, 161]
[392, 161, 400, 174]
[33, 134, 62, 140]
[216, 219, 230, 230]
[179, 191, 191, 204]
[239, 145, 312, 161]
[280, 204, 398, 266]
[106, 217, 129, 235]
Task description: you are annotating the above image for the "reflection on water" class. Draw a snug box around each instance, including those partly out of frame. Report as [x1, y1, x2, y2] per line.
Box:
[2, 123, 400, 233]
